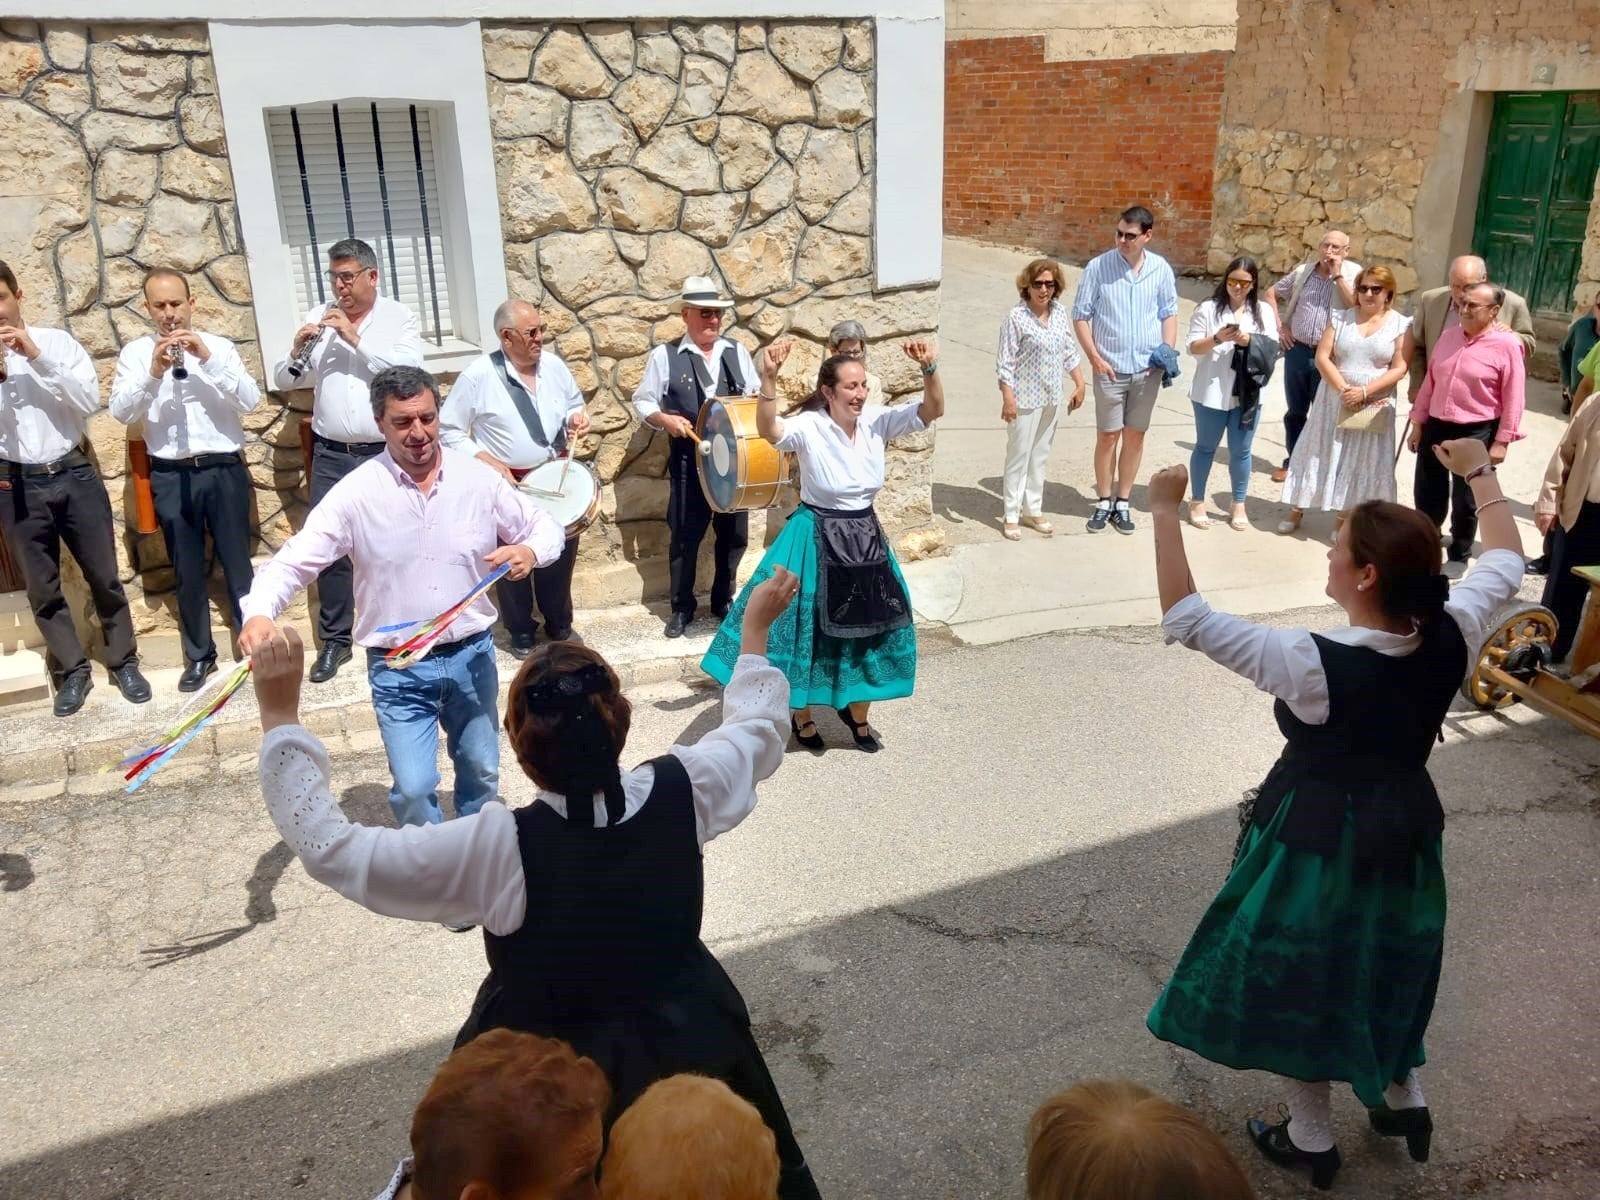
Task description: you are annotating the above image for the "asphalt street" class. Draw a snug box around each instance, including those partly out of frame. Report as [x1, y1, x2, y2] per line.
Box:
[4, 610, 1599, 1199]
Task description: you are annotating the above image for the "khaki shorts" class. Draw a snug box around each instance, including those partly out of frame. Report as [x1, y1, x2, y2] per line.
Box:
[1093, 371, 1162, 433]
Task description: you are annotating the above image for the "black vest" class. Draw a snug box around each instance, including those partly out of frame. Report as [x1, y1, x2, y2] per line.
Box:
[661, 342, 746, 419]
[1250, 619, 1467, 878]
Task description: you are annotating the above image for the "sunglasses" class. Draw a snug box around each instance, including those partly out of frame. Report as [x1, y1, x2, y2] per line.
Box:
[1115, 231, 1142, 242]
[1225, 277, 1254, 288]
[1029, 280, 1058, 291]
[692, 307, 723, 320]
[1356, 284, 1388, 295]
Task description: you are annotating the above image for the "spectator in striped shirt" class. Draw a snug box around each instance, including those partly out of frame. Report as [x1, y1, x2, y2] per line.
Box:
[1072, 206, 1179, 534]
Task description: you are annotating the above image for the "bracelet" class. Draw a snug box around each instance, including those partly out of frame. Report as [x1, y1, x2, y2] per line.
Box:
[758, 392, 777, 401]
[1474, 496, 1508, 514]
[1464, 463, 1496, 482]
[920, 361, 938, 377]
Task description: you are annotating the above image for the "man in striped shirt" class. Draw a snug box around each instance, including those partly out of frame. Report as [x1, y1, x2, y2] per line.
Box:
[1072, 205, 1179, 533]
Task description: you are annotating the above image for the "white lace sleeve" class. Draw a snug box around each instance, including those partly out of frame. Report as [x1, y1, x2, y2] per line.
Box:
[258, 726, 528, 934]
[1445, 548, 1525, 667]
[1163, 592, 1332, 723]
[673, 655, 791, 844]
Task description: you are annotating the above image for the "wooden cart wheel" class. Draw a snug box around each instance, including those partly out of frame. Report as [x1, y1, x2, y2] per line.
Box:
[1462, 601, 1558, 709]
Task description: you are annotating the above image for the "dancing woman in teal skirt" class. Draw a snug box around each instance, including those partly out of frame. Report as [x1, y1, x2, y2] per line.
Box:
[1143, 438, 1523, 1189]
[702, 339, 944, 752]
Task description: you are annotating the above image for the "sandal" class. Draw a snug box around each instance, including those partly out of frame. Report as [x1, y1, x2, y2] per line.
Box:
[1001, 523, 1022, 541]
[1229, 507, 1249, 531]
[836, 707, 881, 753]
[790, 714, 824, 752]
[1186, 503, 1212, 530]
[1276, 508, 1303, 536]
[1020, 514, 1054, 536]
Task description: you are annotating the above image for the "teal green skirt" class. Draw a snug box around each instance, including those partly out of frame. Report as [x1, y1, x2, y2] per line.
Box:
[1146, 792, 1445, 1107]
[700, 505, 917, 709]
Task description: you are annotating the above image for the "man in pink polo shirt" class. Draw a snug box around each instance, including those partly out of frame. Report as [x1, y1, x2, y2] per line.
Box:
[1406, 282, 1526, 563]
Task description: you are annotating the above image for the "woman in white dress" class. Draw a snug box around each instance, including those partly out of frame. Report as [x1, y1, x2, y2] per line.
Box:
[1279, 265, 1415, 535]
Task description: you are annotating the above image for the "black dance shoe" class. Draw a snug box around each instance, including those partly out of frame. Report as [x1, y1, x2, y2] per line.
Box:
[1367, 1104, 1432, 1162]
[836, 707, 881, 753]
[790, 714, 825, 753]
[1248, 1116, 1341, 1191]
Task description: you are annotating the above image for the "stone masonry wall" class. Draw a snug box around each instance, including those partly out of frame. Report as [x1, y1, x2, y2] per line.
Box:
[1, 20, 311, 658]
[945, 36, 1226, 271]
[1210, 0, 1600, 308]
[482, 18, 943, 606]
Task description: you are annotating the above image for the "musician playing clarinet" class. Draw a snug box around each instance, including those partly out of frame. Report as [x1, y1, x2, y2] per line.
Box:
[110, 269, 261, 693]
[441, 299, 591, 657]
[631, 275, 757, 639]
[272, 238, 424, 683]
[702, 339, 945, 753]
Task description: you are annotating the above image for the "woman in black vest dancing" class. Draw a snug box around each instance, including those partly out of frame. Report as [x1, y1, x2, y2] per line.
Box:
[251, 569, 824, 1200]
[1144, 438, 1523, 1190]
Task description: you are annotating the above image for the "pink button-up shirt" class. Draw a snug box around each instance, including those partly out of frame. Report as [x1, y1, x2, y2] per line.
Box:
[242, 447, 565, 649]
[1409, 324, 1526, 443]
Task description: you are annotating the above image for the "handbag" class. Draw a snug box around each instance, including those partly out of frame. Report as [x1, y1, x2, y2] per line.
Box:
[1337, 398, 1391, 432]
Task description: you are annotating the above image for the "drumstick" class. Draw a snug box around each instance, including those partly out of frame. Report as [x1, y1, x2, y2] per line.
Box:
[558, 454, 571, 491]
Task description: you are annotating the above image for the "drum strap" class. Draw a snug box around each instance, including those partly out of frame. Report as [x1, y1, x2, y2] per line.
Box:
[491, 350, 568, 455]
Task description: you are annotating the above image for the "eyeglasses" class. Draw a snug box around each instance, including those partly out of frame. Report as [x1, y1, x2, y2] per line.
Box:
[1115, 231, 1142, 243]
[1029, 280, 1058, 291]
[692, 308, 723, 320]
[1225, 277, 1254, 288]
[1356, 284, 1389, 295]
[1457, 300, 1499, 313]
[505, 326, 542, 341]
[326, 269, 371, 285]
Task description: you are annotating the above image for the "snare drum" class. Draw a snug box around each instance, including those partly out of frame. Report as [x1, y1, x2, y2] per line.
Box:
[696, 395, 791, 513]
[517, 458, 601, 540]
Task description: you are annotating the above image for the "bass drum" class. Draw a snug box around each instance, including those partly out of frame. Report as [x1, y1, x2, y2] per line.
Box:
[695, 395, 791, 513]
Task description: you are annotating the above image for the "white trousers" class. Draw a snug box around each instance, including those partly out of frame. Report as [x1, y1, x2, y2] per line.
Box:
[1001, 403, 1061, 522]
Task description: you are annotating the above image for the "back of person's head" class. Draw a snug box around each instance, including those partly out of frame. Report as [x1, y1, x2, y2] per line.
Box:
[600, 1074, 779, 1200]
[1027, 1079, 1256, 1200]
[504, 642, 632, 805]
[410, 1030, 610, 1200]
[1346, 500, 1447, 630]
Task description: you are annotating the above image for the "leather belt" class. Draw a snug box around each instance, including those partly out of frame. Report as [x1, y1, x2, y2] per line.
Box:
[3, 448, 89, 478]
[151, 451, 243, 469]
[313, 433, 386, 456]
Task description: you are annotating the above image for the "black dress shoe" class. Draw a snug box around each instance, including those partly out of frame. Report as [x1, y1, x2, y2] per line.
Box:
[1446, 546, 1472, 565]
[664, 612, 691, 638]
[1526, 554, 1550, 576]
[545, 628, 583, 645]
[508, 632, 534, 660]
[177, 659, 217, 693]
[1367, 1104, 1432, 1162]
[53, 672, 93, 717]
[309, 643, 352, 683]
[1248, 1117, 1341, 1191]
[711, 601, 731, 620]
[111, 661, 152, 703]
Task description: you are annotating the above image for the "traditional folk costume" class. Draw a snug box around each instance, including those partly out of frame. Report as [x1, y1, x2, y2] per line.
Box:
[258, 654, 821, 1200]
[700, 403, 924, 709]
[1147, 548, 1522, 1169]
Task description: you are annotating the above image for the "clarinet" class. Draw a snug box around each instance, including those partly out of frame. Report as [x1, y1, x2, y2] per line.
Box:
[287, 303, 339, 379]
[169, 335, 188, 381]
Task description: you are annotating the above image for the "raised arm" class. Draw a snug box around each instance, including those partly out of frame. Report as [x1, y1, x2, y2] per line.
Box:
[755, 341, 791, 443]
[1150, 464, 1198, 613]
[905, 338, 944, 425]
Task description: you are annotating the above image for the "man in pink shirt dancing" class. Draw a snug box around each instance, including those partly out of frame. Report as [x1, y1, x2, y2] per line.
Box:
[1406, 282, 1526, 564]
[240, 365, 564, 832]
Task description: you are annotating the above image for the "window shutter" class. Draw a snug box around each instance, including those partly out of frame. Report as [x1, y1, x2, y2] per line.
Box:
[266, 102, 454, 343]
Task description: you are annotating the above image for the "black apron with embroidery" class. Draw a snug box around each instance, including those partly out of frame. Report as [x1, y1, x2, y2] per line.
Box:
[808, 503, 912, 639]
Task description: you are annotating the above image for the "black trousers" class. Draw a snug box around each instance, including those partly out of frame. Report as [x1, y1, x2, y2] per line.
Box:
[667, 442, 747, 616]
[1543, 500, 1600, 662]
[310, 436, 384, 647]
[1414, 418, 1498, 557]
[150, 456, 255, 664]
[1281, 343, 1320, 465]
[0, 456, 137, 684]
[496, 534, 579, 639]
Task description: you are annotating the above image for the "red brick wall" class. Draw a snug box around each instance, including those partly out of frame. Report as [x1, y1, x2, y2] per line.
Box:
[944, 38, 1229, 272]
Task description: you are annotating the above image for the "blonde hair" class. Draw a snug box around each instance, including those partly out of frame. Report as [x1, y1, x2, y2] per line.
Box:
[1026, 1079, 1256, 1200]
[1358, 264, 1398, 304]
[1017, 257, 1065, 302]
[601, 1075, 779, 1200]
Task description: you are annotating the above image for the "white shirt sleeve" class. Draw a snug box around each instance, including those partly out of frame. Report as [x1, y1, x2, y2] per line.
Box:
[631, 345, 670, 419]
[996, 310, 1021, 388]
[1163, 592, 1331, 723]
[1444, 548, 1524, 659]
[670, 653, 791, 844]
[438, 360, 485, 452]
[257, 725, 529, 934]
[493, 474, 567, 566]
[874, 400, 928, 442]
[198, 336, 262, 413]
[773, 409, 810, 453]
[359, 304, 425, 371]
[733, 342, 759, 394]
[32, 331, 101, 417]
[1187, 301, 1215, 348]
[239, 497, 353, 624]
[108, 340, 159, 425]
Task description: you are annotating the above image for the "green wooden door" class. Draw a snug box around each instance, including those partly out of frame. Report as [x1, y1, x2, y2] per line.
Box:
[1475, 91, 1600, 317]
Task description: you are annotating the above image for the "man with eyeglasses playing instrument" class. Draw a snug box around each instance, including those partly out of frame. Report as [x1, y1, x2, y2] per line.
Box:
[1406, 282, 1527, 564]
[441, 299, 591, 659]
[631, 275, 757, 638]
[272, 238, 425, 682]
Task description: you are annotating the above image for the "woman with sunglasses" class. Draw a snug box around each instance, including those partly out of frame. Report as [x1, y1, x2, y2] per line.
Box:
[995, 258, 1086, 540]
[1185, 256, 1277, 530]
[1279, 266, 1415, 536]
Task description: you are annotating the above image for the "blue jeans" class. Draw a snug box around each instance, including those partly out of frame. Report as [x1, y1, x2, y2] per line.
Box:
[1190, 403, 1257, 504]
[366, 630, 500, 827]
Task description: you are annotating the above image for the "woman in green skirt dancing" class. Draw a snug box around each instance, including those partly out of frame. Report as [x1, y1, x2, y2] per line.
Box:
[701, 338, 944, 752]
[1143, 438, 1523, 1189]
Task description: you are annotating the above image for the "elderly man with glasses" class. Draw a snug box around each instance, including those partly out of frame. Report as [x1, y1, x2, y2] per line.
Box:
[1405, 282, 1527, 564]
[631, 275, 757, 637]
[271, 237, 425, 682]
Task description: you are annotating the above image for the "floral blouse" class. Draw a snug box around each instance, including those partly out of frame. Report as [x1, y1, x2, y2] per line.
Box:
[996, 300, 1084, 411]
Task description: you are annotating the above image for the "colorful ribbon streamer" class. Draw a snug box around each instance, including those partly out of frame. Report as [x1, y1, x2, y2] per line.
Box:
[117, 658, 254, 793]
[377, 562, 512, 669]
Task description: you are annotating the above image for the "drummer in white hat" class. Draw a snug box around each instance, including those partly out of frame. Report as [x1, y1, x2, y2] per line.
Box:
[631, 275, 758, 638]
[440, 298, 592, 657]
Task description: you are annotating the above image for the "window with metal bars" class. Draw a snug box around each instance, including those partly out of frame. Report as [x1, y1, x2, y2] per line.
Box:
[266, 101, 453, 346]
